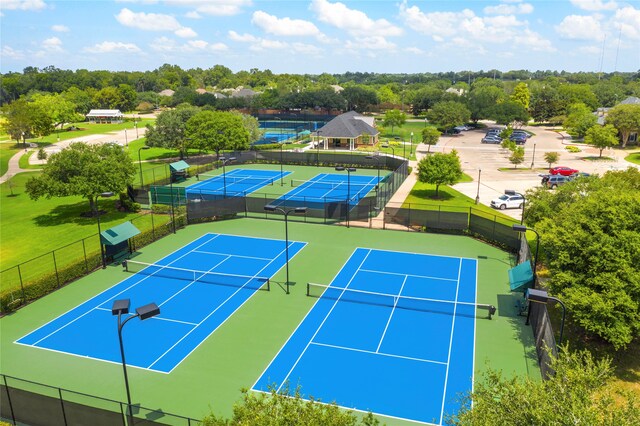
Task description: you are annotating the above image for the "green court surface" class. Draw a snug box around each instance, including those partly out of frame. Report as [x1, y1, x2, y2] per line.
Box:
[0, 218, 539, 424]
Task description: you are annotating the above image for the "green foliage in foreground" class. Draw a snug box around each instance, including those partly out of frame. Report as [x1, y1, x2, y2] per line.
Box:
[453, 348, 640, 425]
[524, 168, 640, 349]
[203, 386, 380, 426]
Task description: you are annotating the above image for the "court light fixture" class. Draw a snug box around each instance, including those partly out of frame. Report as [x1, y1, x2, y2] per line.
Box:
[112, 299, 160, 426]
[524, 288, 566, 346]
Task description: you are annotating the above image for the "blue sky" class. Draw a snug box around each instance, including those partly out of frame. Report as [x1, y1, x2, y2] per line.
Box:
[1, 0, 639, 74]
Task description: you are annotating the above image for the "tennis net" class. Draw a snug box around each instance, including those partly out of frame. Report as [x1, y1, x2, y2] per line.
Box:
[306, 283, 495, 319]
[124, 260, 270, 291]
[196, 174, 275, 185]
[290, 179, 374, 191]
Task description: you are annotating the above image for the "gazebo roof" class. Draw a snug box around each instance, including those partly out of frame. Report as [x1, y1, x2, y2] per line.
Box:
[317, 111, 378, 138]
[86, 109, 123, 117]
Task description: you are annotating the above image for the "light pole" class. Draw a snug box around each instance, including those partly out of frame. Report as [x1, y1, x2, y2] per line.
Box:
[124, 129, 128, 147]
[530, 143, 536, 169]
[512, 224, 540, 282]
[137, 145, 150, 187]
[96, 191, 115, 269]
[382, 143, 395, 158]
[410, 132, 414, 157]
[263, 205, 308, 294]
[475, 169, 482, 205]
[112, 299, 160, 426]
[335, 166, 356, 228]
[506, 189, 526, 225]
[220, 156, 236, 198]
[316, 130, 322, 167]
[524, 288, 567, 346]
[134, 116, 139, 139]
[365, 155, 381, 207]
[279, 143, 284, 186]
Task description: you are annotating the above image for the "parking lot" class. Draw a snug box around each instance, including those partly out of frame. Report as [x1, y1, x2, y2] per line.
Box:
[429, 123, 636, 221]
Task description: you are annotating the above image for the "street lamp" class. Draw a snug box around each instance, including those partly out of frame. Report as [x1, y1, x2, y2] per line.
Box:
[382, 143, 395, 158]
[365, 155, 381, 208]
[137, 145, 150, 188]
[335, 166, 356, 228]
[220, 156, 236, 198]
[263, 205, 308, 294]
[112, 299, 160, 426]
[475, 169, 482, 205]
[96, 191, 115, 269]
[530, 143, 537, 169]
[316, 130, 322, 167]
[124, 129, 128, 147]
[512, 224, 540, 282]
[134, 117, 139, 139]
[410, 132, 414, 157]
[505, 189, 526, 225]
[524, 288, 567, 346]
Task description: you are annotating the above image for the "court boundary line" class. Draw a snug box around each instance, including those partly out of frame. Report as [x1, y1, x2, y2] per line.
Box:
[355, 246, 478, 262]
[95, 307, 199, 326]
[438, 258, 463, 425]
[160, 240, 308, 374]
[275, 249, 373, 393]
[310, 341, 447, 366]
[358, 268, 458, 282]
[19, 234, 222, 348]
[471, 260, 479, 406]
[190, 250, 272, 261]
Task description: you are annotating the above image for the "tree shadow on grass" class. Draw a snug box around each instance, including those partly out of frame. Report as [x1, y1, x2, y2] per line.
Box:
[33, 201, 129, 227]
[409, 188, 455, 201]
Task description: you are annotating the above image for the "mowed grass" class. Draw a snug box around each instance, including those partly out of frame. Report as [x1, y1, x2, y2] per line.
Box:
[24, 119, 155, 145]
[0, 142, 21, 176]
[625, 151, 640, 165]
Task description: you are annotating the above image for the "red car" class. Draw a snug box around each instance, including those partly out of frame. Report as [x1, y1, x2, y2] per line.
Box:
[549, 166, 579, 176]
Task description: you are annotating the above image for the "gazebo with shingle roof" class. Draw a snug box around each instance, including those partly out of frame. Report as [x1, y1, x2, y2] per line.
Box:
[314, 111, 379, 151]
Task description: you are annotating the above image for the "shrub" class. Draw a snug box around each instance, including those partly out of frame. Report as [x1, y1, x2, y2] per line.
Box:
[566, 145, 582, 153]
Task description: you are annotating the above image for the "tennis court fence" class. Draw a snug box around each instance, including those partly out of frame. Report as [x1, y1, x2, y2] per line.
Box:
[0, 374, 200, 426]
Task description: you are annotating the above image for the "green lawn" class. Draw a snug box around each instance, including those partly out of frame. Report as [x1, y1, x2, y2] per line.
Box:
[625, 152, 640, 165]
[0, 142, 21, 176]
[23, 119, 155, 146]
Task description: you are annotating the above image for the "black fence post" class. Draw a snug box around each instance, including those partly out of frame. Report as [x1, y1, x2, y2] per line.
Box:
[17, 265, 25, 303]
[82, 239, 89, 273]
[58, 388, 68, 426]
[3, 375, 16, 426]
[52, 251, 60, 288]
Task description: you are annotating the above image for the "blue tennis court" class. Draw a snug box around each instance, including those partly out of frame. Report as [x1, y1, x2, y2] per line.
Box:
[253, 248, 478, 425]
[16, 234, 306, 374]
[272, 173, 380, 208]
[187, 169, 291, 200]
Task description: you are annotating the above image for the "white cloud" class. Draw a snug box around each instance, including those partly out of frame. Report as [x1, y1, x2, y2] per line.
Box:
[405, 46, 425, 55]
[514, 29, 557, 51]
[228, 30, 258, 42]
[164, 0, 252, 17]
[150, 36, 228, 53]
[185, 11, 201, 19]
[42, 36, 63, 52]
[578, 45, 602, 55]
[0, 0, 46, 11]
[613, 6, 640, 40]
[345, 36, 396, 51]
[310, 0, 402, 37]
[115, 8, 196, 38]
[84, 41, 141, 53]
[556, 15, 604, 40]
[484, 3, 534, 15]
[249, 39, 288, 52]
[291, 42, 322, 55]
[569, 0, 618, 11]
[1, 45, 25, 59]
[150, 36, 177, 52]
[51, 24, 69, 32]
[251, 11, 321, 37]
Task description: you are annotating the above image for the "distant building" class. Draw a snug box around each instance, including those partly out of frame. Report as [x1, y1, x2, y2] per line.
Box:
[231, 88, 259, 98]
[315, 111, 379, 150]
[596, 96, 640, 144]
[85, 109, 123, 124]
[158, 89, 175, 97]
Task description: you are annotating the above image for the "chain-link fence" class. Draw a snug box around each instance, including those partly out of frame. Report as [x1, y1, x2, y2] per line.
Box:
[1, 374, 200, 426]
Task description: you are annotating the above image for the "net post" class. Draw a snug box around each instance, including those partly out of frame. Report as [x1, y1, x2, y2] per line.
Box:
[122, 260, 128, 272]
[306, 282, 310, 296]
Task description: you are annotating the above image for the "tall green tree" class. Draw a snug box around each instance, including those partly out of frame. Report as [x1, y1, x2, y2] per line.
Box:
[1, 98, 53, 146]
[30, 93, 81, 131]
[466, 86, 505, 122]
[382, 109, 406, 135]
[25, 142, 135, 213]
[524, 168, 640, 349]
[605, 104, 640, 148]
[416, 150, 463, 197]
[341, 86, 378, 112]
[145, 105, 200, 158]
[489, 101, 529, 127]
[186, 110, 250, 157]
[510, 82, 530, 110]
[426, 101, 471, 131]
[454, 348, 640, 425]
[563, 102, 597, 138]
[585, 124, 619, 157]
[421, 127, 441, 152]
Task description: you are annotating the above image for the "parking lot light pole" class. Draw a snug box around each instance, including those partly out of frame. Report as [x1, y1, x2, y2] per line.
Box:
[263, 205, 308, 294]
[112, 299, 160, 426]
[410, 132, 414, 157]
[531, 143, 537, 169]
[475, 169, 481, 205]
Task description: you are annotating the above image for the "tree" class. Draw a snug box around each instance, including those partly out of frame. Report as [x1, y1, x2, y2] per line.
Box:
[421, 127, 441, 152]
[1, 98, 53, 146]
[524, 168, 640, 349]
[510, 82, 530, 110]
[382, 109, 406, 135]
[410, 86, 444, 115]
[341, 86, 378, 112]
[416, 150, 463, 197]
[30, 93, 81, 131]
[234, 112, 261, 144]
[145, 105, 200, 158]
[563, 103, 597, 139]
[489, 101, 529, 127]
[25, 142, 135, 214]
[426, 101, 471, 131]
[203, 386, 379, 426]
[453, 348, 640, 425]
[585, 124, 618, 157]
[544, 151, 560, 168]
[509, 146, 525, 168]
[186, 110, 250, 157]
[466, 86, 505, 122]
[605, 104, 640, 148]
[530, 86, 563, 123]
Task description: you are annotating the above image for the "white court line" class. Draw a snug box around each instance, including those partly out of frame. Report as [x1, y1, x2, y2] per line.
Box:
[27, 234, 222, 348]
[438, 257, 463, 426]
[191, 250, 272, 261]
[275, 249, 373, 393]
[280, 173, 329, 200]
[359, 268, 458, 282]
[94, 307, 198, 326]
[376, 274, 408, 353]
[357, 246, 478, 262]
[310, 341, 447, 366]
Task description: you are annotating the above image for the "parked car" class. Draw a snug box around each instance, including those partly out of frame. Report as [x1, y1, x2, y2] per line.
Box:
[546, 175, 570, 189]
[482, 135, 502, 144]
[443, 128, 461, 135]
[511, 130, 531, 138]
[509, 134, 527, 145]
[454, 125, 472, 132]
[549, 166, 579, 176]
[568, 172, 591, 181]
[540, 174, 551, 184]
[491, 193, 525, 210]
[487, 129, 502, 136]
